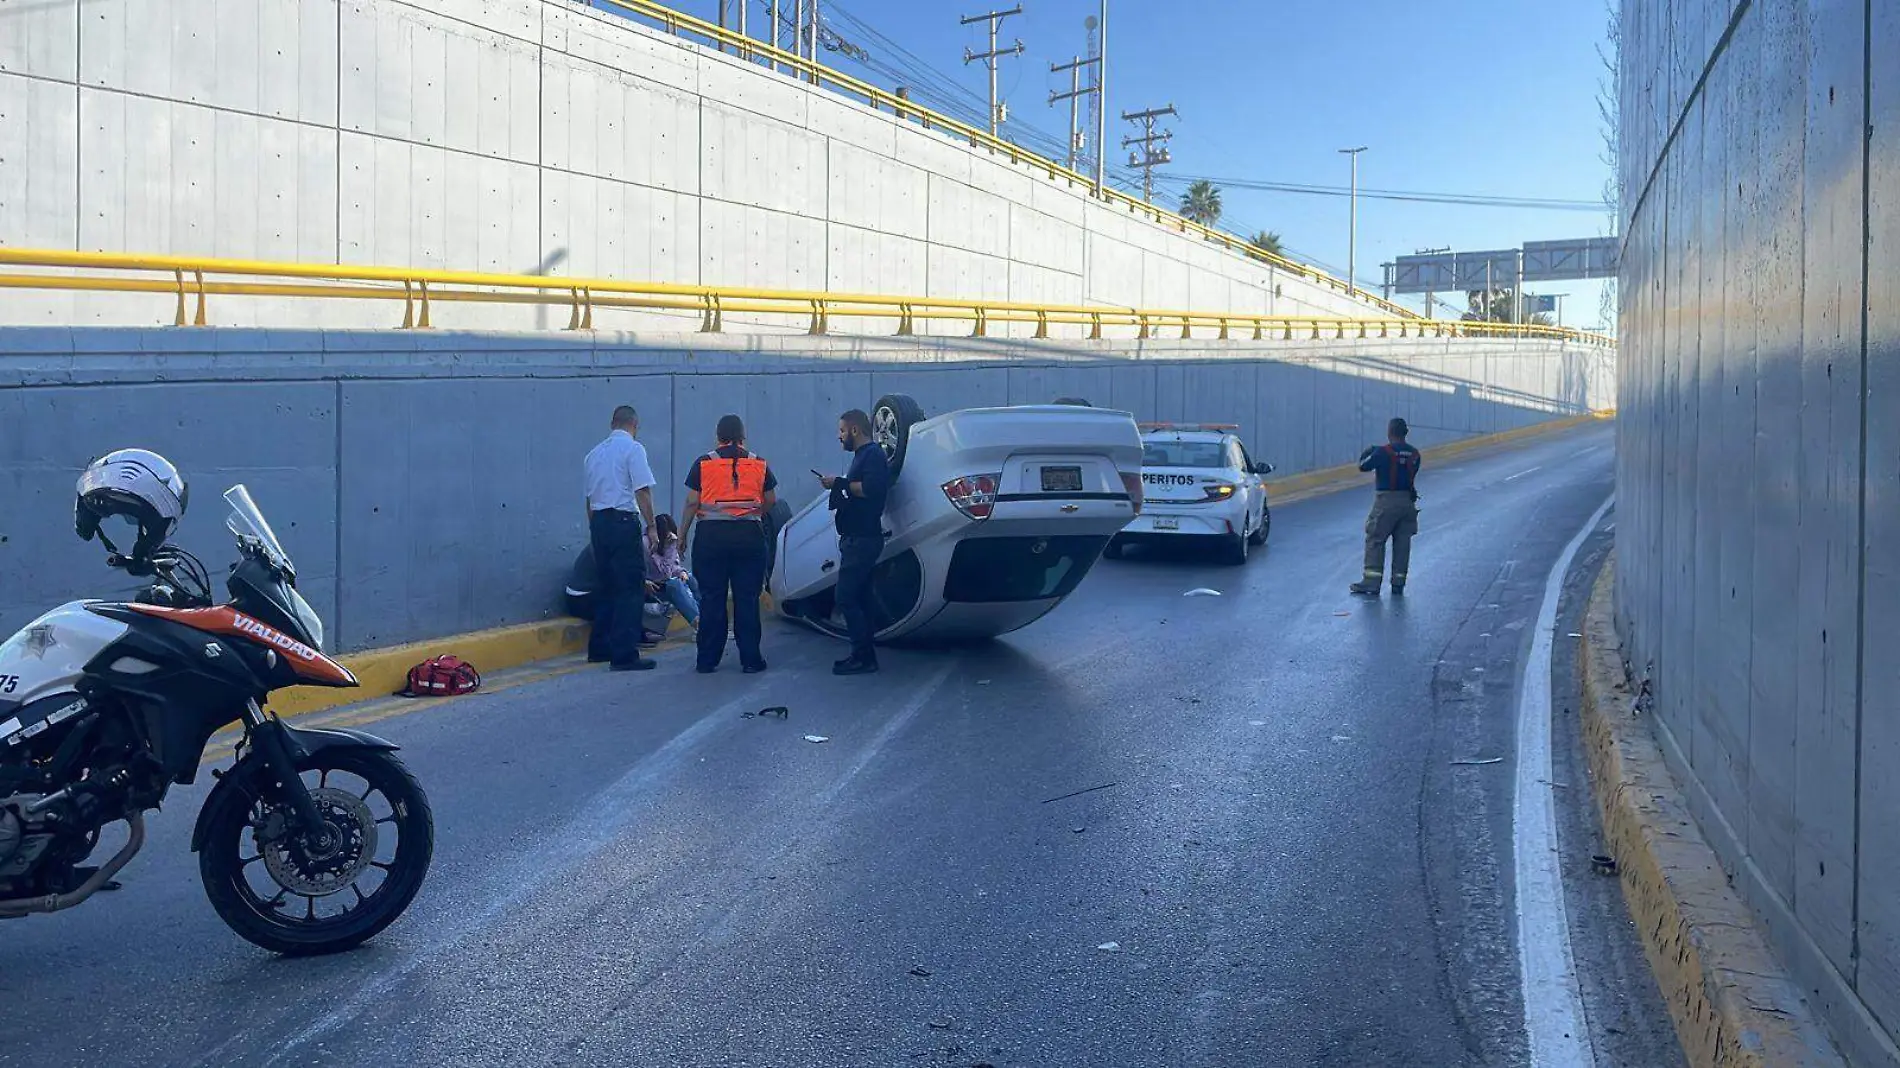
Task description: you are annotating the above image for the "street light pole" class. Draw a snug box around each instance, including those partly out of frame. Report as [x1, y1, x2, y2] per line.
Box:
[1338, 146, 1367, 297]
[1094, 0, 1108, 199]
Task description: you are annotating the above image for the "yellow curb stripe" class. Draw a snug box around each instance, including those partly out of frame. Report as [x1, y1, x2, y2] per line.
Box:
[1580, 563, 1845, 1068]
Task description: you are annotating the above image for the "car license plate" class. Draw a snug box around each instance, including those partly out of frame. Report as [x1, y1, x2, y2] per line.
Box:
[1041, 465, 1083, 492]
[1153, 516, 1180, 530]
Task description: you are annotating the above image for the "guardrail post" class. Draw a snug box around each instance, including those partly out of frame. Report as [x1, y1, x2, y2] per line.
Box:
[400, 281, 415, 329]
[1179, 315, 1191, 340]
[417, 280, 432, 328]
[1217, 317, 1229, 341]
[1089, 312, 1103, 340]
[1283, 322, 1295, 341]
[1311, 321, 1322, 340]
[808, 299, 828, 335]
[1137, 313, 1151, 340]
[897, 303, 914, 336]
[1357, 321, 1367, 339]
[566, 288, 584, 331]
[172, 270, 189, 326]
[972, 306, 987, 338]
[1251, 320, 1264, 341]
[1034, 309, 1049, 339]
[189, 271, 207, 325]
[701, 294, 723, 333]
[1380, 320, 1390, 338]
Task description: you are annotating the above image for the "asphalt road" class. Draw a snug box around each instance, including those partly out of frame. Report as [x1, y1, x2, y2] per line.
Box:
[0, 422, 1683, 1068]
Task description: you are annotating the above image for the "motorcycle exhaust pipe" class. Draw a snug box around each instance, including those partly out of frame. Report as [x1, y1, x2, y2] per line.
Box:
[0, 813, 146, 918]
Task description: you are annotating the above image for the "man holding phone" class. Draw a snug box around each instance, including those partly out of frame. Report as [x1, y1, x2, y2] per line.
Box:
[819, 409, 891, 675]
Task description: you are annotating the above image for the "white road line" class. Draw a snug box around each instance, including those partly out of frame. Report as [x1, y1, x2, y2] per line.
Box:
[1514, 494, 1613, 1067]
[1504, 465, 1545, 482]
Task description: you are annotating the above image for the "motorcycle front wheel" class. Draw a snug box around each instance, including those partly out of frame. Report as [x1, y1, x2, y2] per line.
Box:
[198, 748, 434, 955]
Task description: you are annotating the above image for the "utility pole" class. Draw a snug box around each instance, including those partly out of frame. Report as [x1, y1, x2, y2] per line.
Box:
[1049, 54, 1100, 170]
[1121, 104, 1176, 202]
[1093, 1, 1108, 198]
[962, 7, 1025, 137]
[769, 0, 780, 70]
[1338, 146, 1367, 296]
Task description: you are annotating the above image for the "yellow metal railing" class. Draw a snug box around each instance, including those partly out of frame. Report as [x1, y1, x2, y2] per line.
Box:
[599, 0, 1422, 320]
[0, 248, 1616, 346]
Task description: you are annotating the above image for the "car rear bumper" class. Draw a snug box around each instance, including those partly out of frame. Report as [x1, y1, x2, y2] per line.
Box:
[1118, 505, 1245, 539]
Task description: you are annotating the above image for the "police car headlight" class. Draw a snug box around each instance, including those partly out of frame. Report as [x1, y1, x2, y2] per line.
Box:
[1202, 484, 1237, 501]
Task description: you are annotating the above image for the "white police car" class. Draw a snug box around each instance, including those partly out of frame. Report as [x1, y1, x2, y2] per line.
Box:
[1107, 423, 1273, 564]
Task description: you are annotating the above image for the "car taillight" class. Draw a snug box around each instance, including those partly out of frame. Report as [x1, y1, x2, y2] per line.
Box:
[1202, 483, 1236, 502]
[943, 474, 1001, 519]
[1121, 472, 1143, 514]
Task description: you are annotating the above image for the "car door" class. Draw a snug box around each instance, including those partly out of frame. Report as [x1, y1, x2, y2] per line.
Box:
[1233, 439, 1263, 530]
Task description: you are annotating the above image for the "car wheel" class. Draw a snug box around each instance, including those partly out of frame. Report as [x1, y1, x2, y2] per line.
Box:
[1248, 508, 1270, 545]
[1224, 532, 1249, 565]
[872, 394, 926, 479]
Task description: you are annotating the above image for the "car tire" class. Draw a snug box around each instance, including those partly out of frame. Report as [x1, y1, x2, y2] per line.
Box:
[872, 393, 926, 479]
[1248, 509, 1270, 546]
[1224, 533, 1249, 565]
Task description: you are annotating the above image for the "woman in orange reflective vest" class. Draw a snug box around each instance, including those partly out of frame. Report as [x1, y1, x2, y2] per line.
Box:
[679, 414, 779, 674]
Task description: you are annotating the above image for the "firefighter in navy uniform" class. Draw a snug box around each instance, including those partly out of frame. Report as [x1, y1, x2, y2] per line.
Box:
[679, 414, 778, 674]
[1350, 417, 1423, 597]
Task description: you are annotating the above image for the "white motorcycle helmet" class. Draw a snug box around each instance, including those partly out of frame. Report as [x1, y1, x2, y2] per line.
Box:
[74, 448, 189, 563]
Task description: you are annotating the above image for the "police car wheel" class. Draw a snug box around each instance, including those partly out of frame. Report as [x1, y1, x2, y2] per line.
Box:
[872, 394, 926, 479]
[1223, 533, 1249, 565]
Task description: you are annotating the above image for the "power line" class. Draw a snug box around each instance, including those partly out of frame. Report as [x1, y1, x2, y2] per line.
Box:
[1152, 172, 1603, 211]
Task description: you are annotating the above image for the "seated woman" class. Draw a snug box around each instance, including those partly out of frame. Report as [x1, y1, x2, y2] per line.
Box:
[647, 513, 701, 631]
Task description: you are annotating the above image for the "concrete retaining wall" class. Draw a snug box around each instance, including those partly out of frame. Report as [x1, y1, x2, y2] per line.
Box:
[1614, 0, 1900, 1063]
[0, 0, 1377, 335]
[0, 328, 1609, 652]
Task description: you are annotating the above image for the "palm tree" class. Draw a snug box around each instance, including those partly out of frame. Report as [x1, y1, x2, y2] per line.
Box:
[1248, 230, 1286, 259]
[1179, 180, 1223, 226]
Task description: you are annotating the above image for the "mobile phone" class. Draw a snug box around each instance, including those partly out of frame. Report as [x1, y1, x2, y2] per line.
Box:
[811, 468, 826, 478]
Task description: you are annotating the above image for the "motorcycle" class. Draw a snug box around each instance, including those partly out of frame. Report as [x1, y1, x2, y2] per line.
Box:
[0, 485, 433, 954]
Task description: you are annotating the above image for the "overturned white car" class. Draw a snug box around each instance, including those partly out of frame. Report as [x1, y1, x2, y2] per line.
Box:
[771, 395, 1143, 644]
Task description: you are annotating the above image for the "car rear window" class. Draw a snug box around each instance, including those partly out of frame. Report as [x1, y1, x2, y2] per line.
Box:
[1142, 441, 1227, 468]
[943, 536, 1110, 603]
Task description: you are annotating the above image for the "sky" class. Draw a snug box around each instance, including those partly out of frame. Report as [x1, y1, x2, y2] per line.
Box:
[668, 1, 1618, 330]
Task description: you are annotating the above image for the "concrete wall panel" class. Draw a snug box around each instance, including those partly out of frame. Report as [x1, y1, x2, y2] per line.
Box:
[700, 103, 824, 217]
[827, 141, 927, 242]
[698, 199, 824, 291]
[1617, 0, 1900, 1058]
[0, 0, 77, 81]
[0, 74, 79, 249]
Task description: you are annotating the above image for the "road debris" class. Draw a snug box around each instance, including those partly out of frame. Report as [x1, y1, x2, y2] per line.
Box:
[1249, 720, 1266, 726]
[1183, 588, 1222, 597]
[803, 734, 830, 744]
[1042, 782, 1118, 804]
[927, 1017, 956, 1030]
[1591, 854, 1620, 877]
[743, 706, 790, 720]
[1072, 826, 1086, 834]
[909, 966, 933, 978]
[1096, 941, 1121, 952]
[1451, 757, 1505, 766]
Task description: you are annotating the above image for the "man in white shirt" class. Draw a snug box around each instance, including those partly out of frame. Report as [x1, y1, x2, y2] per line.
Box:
[584, 405, 659, 671]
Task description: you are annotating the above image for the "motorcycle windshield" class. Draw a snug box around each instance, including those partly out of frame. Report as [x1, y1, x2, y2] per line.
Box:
[223, 485, 296, 580]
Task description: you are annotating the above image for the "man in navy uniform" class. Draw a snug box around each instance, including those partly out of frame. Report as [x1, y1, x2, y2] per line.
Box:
[1350, 417, 1422, 598]
[820, 409, 891, 676]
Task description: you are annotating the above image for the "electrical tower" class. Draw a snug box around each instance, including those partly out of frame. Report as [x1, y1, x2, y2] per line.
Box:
[1121, 104, 1176, 202]
[1049, 53, 1101, 170]
[961, 7, 1025, 136]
